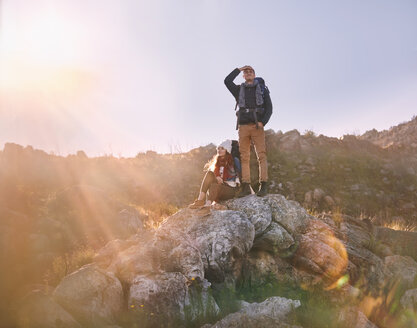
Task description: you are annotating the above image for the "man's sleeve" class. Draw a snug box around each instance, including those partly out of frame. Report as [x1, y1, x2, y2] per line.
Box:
[224, 68, 241, 100]
[261, 89, 273, 126]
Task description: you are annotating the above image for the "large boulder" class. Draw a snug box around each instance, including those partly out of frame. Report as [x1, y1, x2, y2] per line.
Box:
[241, 250, 289, 282]
[96, 227, 204, 285]
[384, 255, 417, 289]
[159, 208, 255, 283]
[128, 272, 219, 327]
[93, 238, 138, 269]
[252, 222, 295, 255]
[338, 216, 373, 249]
[53, 264, 124, 326]
[334, 215, 392, 290]
[16, 290, 81, 328]
[107, 242, 156, 284]
[266, 194, 311, 235]
[95, 231, 158, 284]
[203, 296, 301, 328]
[227, 195, 305, 256]
[154, 226, 204, 281]
[343, 241, 390, 290]
[226, 195, 272, 237]
[291, 219, 348, 283]
[25, 192, 417, 328]
[239, 250, 319, 289]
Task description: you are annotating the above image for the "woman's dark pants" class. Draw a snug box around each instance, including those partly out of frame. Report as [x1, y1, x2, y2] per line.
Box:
[200, 171, 236, 202]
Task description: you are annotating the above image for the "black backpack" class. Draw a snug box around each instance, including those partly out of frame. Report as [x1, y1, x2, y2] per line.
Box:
[231, 140, 240, 161]
[234, 77, 270, 130]
[231, 140, 242, 179]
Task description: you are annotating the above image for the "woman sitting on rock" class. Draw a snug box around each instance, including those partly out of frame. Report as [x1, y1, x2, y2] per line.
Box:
[189, 140, 241, 209]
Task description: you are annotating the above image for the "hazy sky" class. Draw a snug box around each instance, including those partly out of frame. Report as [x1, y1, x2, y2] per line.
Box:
[1, 0, 416, 156]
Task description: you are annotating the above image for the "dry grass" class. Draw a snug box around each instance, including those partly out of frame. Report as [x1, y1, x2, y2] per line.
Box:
[43, 245, 95, 287]
[332, 207, 344, 228]
[383, 219, 417, 232]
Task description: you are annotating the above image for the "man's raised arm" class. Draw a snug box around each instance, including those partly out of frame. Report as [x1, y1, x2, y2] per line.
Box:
[224, 68, 241, 100]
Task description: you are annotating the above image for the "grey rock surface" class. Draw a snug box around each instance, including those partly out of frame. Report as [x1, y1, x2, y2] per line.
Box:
[252, 221, 295, 255]
[26, 193, 417, 328]
[266, 194, 311, 234]
[160, 208, 255, 283]
[154, 226, 204, 281]
[204, 296, 301, 328]
[128, 272, 219, 326]
[385, 255, 417, 289]
[53, 264, 124, 326]
[226, 195, 272, 237]
[239, 296, 301, 319]
[338, 306, 378, 328]
[400, 288, 417, 311]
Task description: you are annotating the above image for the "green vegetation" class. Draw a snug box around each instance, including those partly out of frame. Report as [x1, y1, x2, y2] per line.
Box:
[235, 271, 343, 328]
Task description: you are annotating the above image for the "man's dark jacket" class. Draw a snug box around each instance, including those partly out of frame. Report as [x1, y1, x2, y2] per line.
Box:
[224, 68, 273, 126]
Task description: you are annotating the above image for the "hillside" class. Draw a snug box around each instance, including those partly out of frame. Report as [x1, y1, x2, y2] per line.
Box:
[1, 116, 417, 326]
[2, 117, 417, 225]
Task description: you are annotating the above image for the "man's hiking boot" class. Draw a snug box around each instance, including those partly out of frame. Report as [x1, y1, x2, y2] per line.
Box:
[256, 181, 268, 197]
[188, 199, 205, 209]
[237, 182, 252, 198]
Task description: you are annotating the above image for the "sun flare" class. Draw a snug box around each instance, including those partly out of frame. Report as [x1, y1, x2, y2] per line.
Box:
[1, 6, 85, 64]
[1, 6, 90, 94]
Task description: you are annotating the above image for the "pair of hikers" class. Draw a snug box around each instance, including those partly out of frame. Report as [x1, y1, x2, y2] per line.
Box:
[189, 65, 273, 209]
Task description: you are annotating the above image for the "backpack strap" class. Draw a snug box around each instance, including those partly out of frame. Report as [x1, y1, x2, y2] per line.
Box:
[234, 101, 239, 130]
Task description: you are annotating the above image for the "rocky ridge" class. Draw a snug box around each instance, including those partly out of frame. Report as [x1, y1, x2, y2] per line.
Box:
[359, 115, 417, 151]
[17, 194, 417, 328]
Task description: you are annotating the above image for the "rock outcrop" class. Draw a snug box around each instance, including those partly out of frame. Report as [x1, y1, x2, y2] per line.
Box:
[17, 193, 417, 327]
[359, 116, 417, 151]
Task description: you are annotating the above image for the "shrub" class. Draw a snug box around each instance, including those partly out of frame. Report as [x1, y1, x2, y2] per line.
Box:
[43, 245, 95, 287]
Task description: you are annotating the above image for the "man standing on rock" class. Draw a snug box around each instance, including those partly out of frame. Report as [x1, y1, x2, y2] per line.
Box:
[224, 65, 273, 197]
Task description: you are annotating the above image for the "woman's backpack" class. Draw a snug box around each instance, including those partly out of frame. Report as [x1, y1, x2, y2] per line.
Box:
[231, 140, 240, 161]
[231, 140, 242, 179]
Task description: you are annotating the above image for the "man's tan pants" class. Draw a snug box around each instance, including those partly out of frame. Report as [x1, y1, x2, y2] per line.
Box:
[238, 123, 268, 183]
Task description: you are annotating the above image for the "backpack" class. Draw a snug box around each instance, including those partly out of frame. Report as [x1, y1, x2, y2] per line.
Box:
[231, 140, 242, 179]
[254, 77, 269, 96]
[231, 140, 240, 161]
[234, 77, 270, 130]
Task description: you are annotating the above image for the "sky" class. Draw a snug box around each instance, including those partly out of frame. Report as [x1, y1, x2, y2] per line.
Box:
[0, 0, 416, 156]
